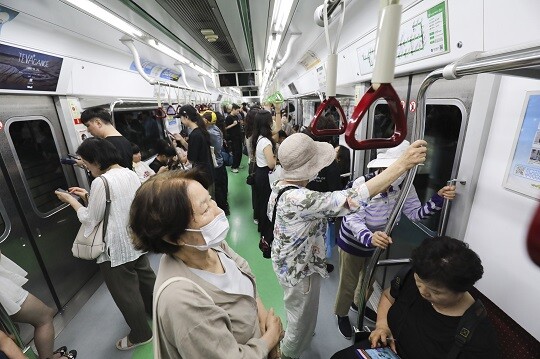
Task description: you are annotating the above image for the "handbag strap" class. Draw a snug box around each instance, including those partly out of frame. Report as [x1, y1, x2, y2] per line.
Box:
[153, 276, 214, 359]
[99, 176, 111, 242]
[271, 186, 297, 225]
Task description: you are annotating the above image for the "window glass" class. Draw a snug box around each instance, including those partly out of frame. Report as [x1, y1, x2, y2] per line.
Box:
[9, 120, 68, 214]
[0, 212, 5, 237]
[113, 110, 166, 161]
[372, 103, 463, 231]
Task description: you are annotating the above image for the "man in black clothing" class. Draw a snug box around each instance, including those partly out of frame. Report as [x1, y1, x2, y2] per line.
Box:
[149, 145, 176, 173]
[80, 107, 133, 170]
[225, 103, 243, 173]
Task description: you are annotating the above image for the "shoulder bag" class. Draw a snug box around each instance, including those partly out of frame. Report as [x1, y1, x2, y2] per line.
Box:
[72, 176, 111, 260]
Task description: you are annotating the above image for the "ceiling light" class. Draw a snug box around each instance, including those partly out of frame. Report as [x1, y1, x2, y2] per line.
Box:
[200, 29, 215, 36]
[147, 39, 190, 64]
[189, 62, 212, 79]
[205, 34, 219, 42]
[62, 0, 143, 37]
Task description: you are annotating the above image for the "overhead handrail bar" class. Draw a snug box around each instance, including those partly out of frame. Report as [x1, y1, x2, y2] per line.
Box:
[310, 0, 347, 136]
[276, 33, 302, 69]
[121, 38, 211, 95]
[314, 0, 344, 27]
[174, 62, 192, 89]
[353, 43, 540, 343]
[345, 0, 407, 150]
[109, 99, 124, 126]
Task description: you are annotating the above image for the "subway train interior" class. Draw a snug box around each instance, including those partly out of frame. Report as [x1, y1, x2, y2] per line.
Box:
[0, 0, 539, 358]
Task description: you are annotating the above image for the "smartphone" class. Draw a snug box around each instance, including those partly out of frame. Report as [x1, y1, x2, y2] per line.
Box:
[67, 153, 80, 159]
[60, 158, 77, 165]
[56, 188, 79, 199]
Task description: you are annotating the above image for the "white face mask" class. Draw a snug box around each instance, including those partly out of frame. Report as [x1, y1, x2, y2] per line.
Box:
[391, 173, 406, 189]
[184, 212, 229, 251]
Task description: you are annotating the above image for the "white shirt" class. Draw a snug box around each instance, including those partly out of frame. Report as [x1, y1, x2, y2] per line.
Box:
[133, 161, 155, 183]
[189, 252, 255, 297]
[76, 167, 144, 267]
[255, 136, 272, 167]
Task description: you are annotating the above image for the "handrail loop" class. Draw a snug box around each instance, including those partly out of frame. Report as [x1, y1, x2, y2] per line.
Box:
[310, 0, 348, 136]
[121, 38, 211, 95]
[345, 0, 406, 150]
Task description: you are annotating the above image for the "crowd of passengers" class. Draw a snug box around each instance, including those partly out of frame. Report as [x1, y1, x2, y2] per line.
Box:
[0, 103, 500, 359]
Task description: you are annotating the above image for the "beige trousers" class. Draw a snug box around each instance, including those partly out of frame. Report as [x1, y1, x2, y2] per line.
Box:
[334, 248, 368, 317]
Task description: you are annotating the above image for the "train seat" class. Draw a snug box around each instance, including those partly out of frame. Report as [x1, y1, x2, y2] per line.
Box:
[469, 287, 540, 358]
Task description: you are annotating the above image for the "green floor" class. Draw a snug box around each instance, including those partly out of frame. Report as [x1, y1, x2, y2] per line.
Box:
[132, 156, 285, 358]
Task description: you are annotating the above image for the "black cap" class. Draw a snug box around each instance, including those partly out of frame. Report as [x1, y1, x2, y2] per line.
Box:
[175, 104, 198, 119]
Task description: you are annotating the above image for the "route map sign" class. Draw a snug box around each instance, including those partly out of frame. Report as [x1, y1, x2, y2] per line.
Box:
[357, 1, 449, 75]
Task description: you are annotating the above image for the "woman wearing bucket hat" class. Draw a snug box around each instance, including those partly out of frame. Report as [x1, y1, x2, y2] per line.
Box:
[333, 140, 456, 340]
[268, 133, 428, 359]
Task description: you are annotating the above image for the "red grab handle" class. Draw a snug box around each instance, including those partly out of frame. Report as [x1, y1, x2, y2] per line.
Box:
[154, 108, 167, 119]
[345, 84, 407, 150]
[310, 96, 347, 136]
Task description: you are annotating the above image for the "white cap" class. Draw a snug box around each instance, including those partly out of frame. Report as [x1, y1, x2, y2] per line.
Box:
[367, 140, 410, 168]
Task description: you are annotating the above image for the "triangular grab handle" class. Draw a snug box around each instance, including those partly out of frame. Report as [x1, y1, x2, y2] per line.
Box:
[345, 84, 407, 150]
[310, 97, 347, 136]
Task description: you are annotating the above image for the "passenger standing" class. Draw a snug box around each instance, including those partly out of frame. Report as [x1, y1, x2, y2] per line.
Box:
[80, 107, 133, 170]
[55, 138, 155, 351]
[244, 106, 261, 224]
[176, 105, 215, 196]
[225, 103, 243, 173]
[202, 110, 230, 215]
[268, 134, 427, 359]
[251, 110, 277, 258]
[334, 140, 456, 339]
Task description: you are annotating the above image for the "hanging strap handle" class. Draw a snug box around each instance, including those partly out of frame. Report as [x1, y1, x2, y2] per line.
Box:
[155, 83, 166, 119]
[310, 0, 347, 136]
[344, 0, 404, 149]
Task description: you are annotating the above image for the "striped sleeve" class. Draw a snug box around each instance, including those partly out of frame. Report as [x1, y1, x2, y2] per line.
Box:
[401, 186, 444, 222]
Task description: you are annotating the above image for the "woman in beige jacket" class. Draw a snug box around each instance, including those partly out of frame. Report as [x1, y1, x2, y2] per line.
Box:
[129, 169, 283, 359]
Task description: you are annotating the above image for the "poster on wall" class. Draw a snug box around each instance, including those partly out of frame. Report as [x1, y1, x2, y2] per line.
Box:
[504, 92, 540, 199]
[0, 43, 63, 91]
[129, 59, 182, 82]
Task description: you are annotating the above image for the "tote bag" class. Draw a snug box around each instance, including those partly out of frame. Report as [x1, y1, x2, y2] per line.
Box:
[72, 176, 111, 260]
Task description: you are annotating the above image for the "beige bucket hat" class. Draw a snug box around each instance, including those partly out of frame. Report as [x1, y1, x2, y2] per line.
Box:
[278, 133, 336, 181]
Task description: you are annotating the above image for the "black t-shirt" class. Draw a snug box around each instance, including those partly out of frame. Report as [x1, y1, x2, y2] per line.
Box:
[225, 114, 241, 139]
[187, 128, 214, 182]
[149, 158, 166, 173]
[306, 160, 342, 192]
[105, 135, 133, 170]
[388, 273, 499, 359]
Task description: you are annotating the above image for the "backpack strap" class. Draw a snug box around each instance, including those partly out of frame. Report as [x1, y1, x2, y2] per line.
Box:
[389, 264, 413, 299]
[99, 175, 111, 243]
[271, 186, 297, 226]
[446, 299, 487, 359]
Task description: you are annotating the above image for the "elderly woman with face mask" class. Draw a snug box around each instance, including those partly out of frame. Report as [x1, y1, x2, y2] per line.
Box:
[268, 133, 428, 359]
[129, 169, 283, 359]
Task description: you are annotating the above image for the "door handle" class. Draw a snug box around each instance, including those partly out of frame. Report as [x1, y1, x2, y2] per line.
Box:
[437, 179, 466, 237]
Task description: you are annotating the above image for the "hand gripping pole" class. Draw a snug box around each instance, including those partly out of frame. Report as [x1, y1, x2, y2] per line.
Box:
[310, 0, 348, 136]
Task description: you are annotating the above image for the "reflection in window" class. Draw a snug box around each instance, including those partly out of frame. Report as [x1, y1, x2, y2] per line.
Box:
[0, 212, 5, 236]
[9, 120, 68, 214]
[372, 104, 463, 231]
[113, 110, 165, 161]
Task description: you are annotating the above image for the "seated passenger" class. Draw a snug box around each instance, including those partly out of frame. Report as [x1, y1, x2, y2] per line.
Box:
[149, 140, 176, 173]
[335, 140, 456, 338]
[132, 143, 156, 183]
[369, 236, 499, 359]
[129, 169, 283, 359]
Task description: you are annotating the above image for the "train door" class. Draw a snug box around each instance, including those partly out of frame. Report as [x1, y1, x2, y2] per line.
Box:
[0, 95, 98, 309]
[365, 73, 476, 285]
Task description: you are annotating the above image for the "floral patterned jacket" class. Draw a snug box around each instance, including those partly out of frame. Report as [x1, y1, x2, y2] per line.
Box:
[268, 180, 370, 287]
